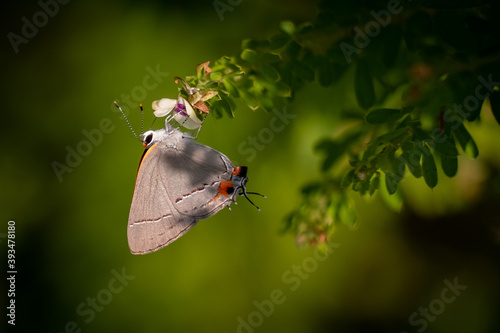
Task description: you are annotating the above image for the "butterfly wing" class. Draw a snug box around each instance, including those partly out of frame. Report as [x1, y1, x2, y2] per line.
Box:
[127, 143, 198, 255]
[161, 138, 237, 219]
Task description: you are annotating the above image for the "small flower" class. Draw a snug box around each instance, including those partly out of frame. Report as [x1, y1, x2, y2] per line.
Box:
[173, 97, 189, 117]
[173, 76, 218, 113]
[357, 172, 367, 181]
[152, 97, 202, 130]
[152, 98, 177, 117]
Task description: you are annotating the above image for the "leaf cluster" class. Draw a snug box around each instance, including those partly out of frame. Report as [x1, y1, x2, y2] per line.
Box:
[174, 0, 500, 246]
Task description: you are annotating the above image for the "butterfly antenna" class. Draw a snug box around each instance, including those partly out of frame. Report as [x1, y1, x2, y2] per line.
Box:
[139, 104, 144, 135]
[246, 192, 267, 198]
[114, 101, 141, 142]
[240, 187, 265, 211]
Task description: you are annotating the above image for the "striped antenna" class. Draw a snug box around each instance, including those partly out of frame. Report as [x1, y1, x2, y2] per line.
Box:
[114, 101, 142, 142]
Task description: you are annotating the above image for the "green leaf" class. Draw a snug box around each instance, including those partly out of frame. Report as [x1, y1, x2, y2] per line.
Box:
[341, 169, 355, 188]
[363, 141, 386, 161]
[223, 79, 240, 97]
[434, 137, 459, 157]
[421, 146, 438, 189]
[279, 21, 295, 35]
[261, 53, 281, 64]
[384, 172, 400, 195]
[365, 108, 403, 124]
[219, 94, 235, 118]
[269, 34, 290, 50]
[401, 139, 415, 153]
[358, 180, 370, 195]
[355, 60, 375, 109]
[401, 151, 422, 178]
[393, 155, 406, 178]
[275, 81, 291, 97]
[240, 49, 258, 62]
[390, 153, 402, 175]
[241, 39, 261, 50]
[453, 123, 479, 159]
[209, 71, 223, 81]
[285, 41, 301, 60]
[239, 89, 258, 110]
[257, 95, 274, 112]
[261, 64, 280, 82]
[413, 127, 432, 142]
[373, 127, 409, 144]
[441, 155, 458, 178]
[212, 105, 223, 119]
[241, 38, 269, 50]
[380, 172, 404, 211]
[369, 175, 380, 196]
[488, 90, 500, 126]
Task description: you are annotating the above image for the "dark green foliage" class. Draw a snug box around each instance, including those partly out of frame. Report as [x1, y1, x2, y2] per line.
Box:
[454, 124, 479, 159]
[174, 0, 499, 245]
[365, 108, 405, 124]
[421, 146, 438, 189]
[355, 59, 375, 109]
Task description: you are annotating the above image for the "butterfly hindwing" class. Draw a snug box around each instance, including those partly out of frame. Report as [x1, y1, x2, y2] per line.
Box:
[127, 144, 198, 254]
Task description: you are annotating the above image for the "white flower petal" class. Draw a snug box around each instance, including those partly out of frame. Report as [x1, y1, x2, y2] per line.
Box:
[152, 98, 176, 111]
[173, 113, 202, 130]
[174, 97, 202, 130]
[153, 109, 169, 117]
[159, 98, 177, 109]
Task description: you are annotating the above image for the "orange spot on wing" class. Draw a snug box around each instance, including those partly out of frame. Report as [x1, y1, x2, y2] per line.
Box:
[232, 166, 241, 175]
[218, 181, 233, 196]
[210, 180, 234, 202]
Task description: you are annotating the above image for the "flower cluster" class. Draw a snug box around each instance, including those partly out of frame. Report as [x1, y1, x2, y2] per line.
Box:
[151, 69, 219, 132]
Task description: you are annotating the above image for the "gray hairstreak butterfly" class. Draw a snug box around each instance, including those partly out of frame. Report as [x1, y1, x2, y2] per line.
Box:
[114, 101, 264, 255]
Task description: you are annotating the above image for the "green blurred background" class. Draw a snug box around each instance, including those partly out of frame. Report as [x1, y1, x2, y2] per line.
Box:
[2, 1, 500, 332]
